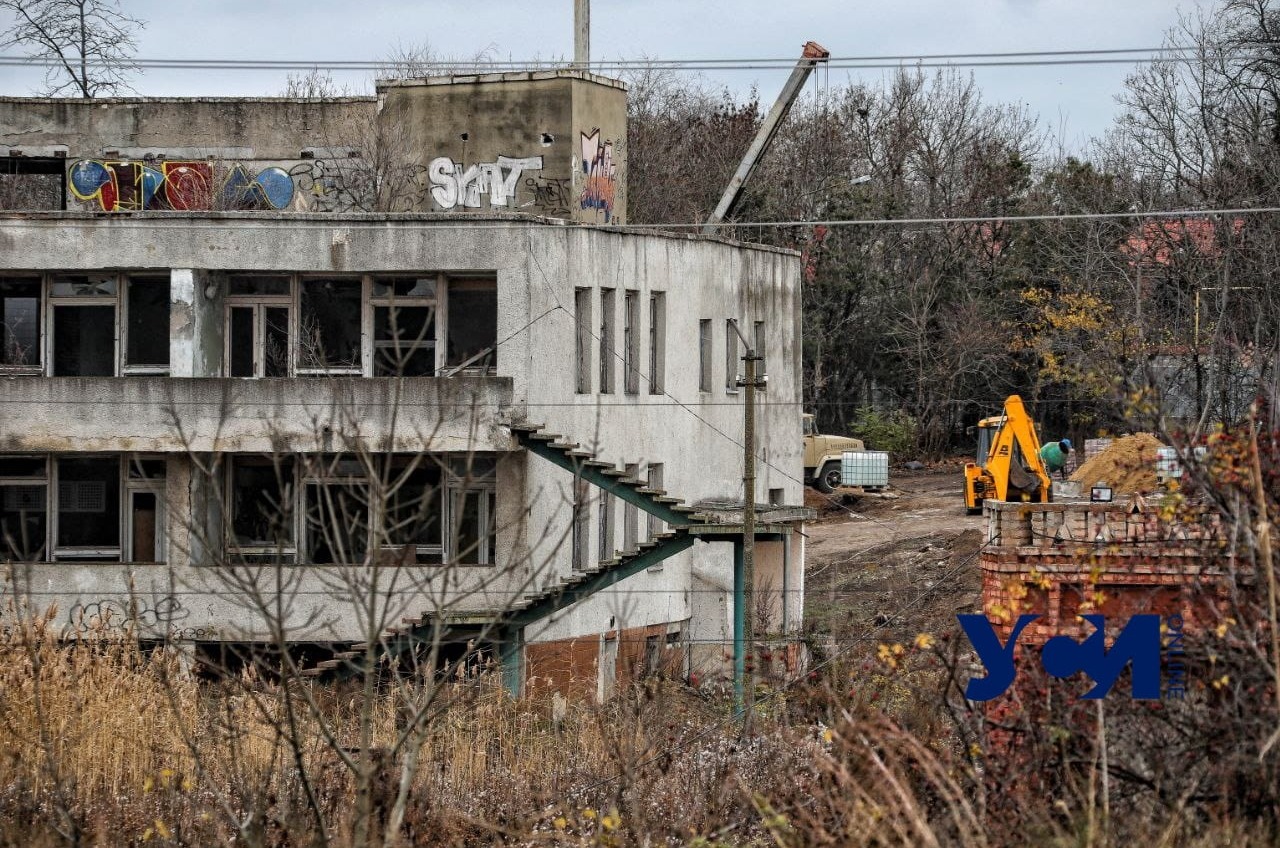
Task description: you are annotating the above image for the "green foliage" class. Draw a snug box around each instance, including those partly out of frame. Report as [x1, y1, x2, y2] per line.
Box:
[850, 407, 918, 460]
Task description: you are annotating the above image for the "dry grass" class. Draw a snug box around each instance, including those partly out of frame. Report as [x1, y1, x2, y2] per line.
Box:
[0, 611, 1275, 846]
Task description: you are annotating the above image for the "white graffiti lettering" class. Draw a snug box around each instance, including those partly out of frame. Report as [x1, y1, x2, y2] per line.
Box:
[428, 155, 545, 210]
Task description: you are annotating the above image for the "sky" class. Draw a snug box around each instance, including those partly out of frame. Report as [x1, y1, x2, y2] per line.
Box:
[0, 0, 1211, 152]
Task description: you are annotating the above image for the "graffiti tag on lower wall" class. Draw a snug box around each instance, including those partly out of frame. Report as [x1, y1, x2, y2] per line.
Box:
[65, 594, 212, 639]
[579, 128, 618, 223]
[67, 154, 549, 214]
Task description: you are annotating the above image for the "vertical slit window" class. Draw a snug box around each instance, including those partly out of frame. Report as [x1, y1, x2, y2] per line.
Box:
[575, 287, 592, 393]
[649, 292, 665, 394]
[597, 490, 614, 563]
[754, 319, 766, 391]
[646, 463, 664, 540]
[725, 319, 739, 394]
[623, 462, 638, 553]
[698, 319, 712, 392]
[572, 474, 590, 571]
[623, 290, 639, 394]
[599, 288, 615, 394]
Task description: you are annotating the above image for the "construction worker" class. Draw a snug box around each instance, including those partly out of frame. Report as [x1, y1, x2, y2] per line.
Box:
[1039, 438, 1072, 479]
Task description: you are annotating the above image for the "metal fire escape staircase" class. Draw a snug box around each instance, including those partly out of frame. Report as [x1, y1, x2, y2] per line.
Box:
[305, 421, 740, 684]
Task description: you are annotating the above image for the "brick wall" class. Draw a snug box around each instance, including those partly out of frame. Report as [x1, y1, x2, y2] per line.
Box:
[525, 623, 686, 701]
[980, 500, 1232, 644]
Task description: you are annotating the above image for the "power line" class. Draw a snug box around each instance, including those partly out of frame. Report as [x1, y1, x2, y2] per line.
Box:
[0, 45, 1271, 74]
[7, 206, 1279, 231]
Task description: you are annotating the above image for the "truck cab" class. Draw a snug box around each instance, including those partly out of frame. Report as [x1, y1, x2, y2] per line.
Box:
[803, 413, 865, 493]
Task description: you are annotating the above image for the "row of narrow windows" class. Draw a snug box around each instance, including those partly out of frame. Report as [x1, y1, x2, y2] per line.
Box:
[0, 273, 497, 378]
[0, 453, 496, 566]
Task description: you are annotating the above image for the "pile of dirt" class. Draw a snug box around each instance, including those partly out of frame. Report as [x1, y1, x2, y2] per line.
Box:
[1069, 432, 1166, 494]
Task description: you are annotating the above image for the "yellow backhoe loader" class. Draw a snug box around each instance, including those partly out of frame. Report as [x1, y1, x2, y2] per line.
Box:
[963, 394, 1053, 515]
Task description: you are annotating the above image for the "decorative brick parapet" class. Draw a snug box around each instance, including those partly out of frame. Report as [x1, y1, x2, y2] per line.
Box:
[979, 500, 1233, 643]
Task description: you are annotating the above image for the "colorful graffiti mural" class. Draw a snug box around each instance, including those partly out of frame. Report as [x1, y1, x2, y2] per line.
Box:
[69, 159, 295, 212]
[579, 129, 618, 223]
[67, 153, 554, 214]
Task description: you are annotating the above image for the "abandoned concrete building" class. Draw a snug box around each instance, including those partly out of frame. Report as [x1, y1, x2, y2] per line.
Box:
[0, 71, 808, 696]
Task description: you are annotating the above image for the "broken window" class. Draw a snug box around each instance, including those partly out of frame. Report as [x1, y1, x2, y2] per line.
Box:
[372, 277, 437, 377]
[50, 275, 118, 377]
[383, 457, 443, 564]
[124, 275, 170, 371]
[445, 279, 497, 373]
[54, 457, 121, 560]
[299, 278, 362, 371]
[0, 277, 41, 371]
[228, 455, 296, 561]
[0, 456, 48, 562]
[226, 275, 291, 378]
[447, 457, 496, 565]
[303, 455, 371, 564]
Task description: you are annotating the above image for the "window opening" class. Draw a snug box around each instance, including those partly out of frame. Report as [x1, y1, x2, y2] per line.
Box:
[1, 278, 41, 372]
[444, 279, 497, 373]
[0, 455, 47, 562]
[649, 292, 665, 394]
[124, 275, 170, 370]
[574, 287, 592, 393]
[725, 319, 739, 393]
[54, 456, 120, 560]
[623, 462, 639, 553]
[599, 288, 615, 393]
[299, 278, 362, 371]
[623, 289, 639, 394]
[447, 457, 496, 565]
[371, 276, 437, 378]
[698, 319, 712, 392]
[228, 455, 296, 561]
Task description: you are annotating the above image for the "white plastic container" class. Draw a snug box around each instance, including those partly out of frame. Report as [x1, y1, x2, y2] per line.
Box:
[841, 450, 889, 489]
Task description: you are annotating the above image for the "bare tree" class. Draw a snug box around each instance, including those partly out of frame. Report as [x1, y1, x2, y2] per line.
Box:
[0, 0, 144, 97]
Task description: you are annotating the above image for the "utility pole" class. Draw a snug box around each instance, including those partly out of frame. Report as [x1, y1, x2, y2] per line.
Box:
[574, 0, 590, 70]
[734, 320, 765, 733]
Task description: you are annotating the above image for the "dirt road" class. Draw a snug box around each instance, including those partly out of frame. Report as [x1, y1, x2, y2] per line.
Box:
[803, 467, 985, 645]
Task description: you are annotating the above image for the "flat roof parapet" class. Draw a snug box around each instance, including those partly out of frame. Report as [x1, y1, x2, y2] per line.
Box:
[376, 68, 626, 91]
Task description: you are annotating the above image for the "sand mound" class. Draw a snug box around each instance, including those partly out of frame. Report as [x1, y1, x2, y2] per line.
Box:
[1069, 433, 1166, 494]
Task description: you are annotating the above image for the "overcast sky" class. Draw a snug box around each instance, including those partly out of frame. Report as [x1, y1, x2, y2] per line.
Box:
[0, 0, 1210, 151]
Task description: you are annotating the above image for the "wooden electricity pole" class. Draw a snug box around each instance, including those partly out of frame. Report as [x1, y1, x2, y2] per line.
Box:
[574, 0, 590, 70]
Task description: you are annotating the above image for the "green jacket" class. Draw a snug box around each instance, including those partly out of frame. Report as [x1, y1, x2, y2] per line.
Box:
[1039, 441, 1068, 472]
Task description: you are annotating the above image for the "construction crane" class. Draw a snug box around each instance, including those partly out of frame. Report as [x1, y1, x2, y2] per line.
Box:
[703, 41, 830, 233]
[963, 394, 1053, 514]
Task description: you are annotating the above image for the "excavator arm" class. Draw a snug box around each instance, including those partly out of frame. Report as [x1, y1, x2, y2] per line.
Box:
[963, 395, 1053, 513]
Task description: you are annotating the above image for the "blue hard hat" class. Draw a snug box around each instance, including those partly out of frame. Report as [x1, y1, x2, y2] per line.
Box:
[1061, 438, 1072, 450]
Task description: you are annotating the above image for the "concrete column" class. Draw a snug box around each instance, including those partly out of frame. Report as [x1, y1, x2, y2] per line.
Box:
[170, 269, 224, 377]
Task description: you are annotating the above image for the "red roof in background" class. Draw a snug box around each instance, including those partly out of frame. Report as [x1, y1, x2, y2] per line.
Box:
[1123, 217, 1244, 265]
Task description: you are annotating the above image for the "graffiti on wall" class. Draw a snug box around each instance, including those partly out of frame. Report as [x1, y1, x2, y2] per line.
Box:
[579, 129, 618, 223]
[67, 154, 552, 214]
[427, 155, 545, 210]
[65, 594, 213, 640]
[522, 175, 573, 216]
[69, 159, 297, 212]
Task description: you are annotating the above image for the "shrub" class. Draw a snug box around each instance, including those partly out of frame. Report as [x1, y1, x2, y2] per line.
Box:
[851, 406, 919, 461]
